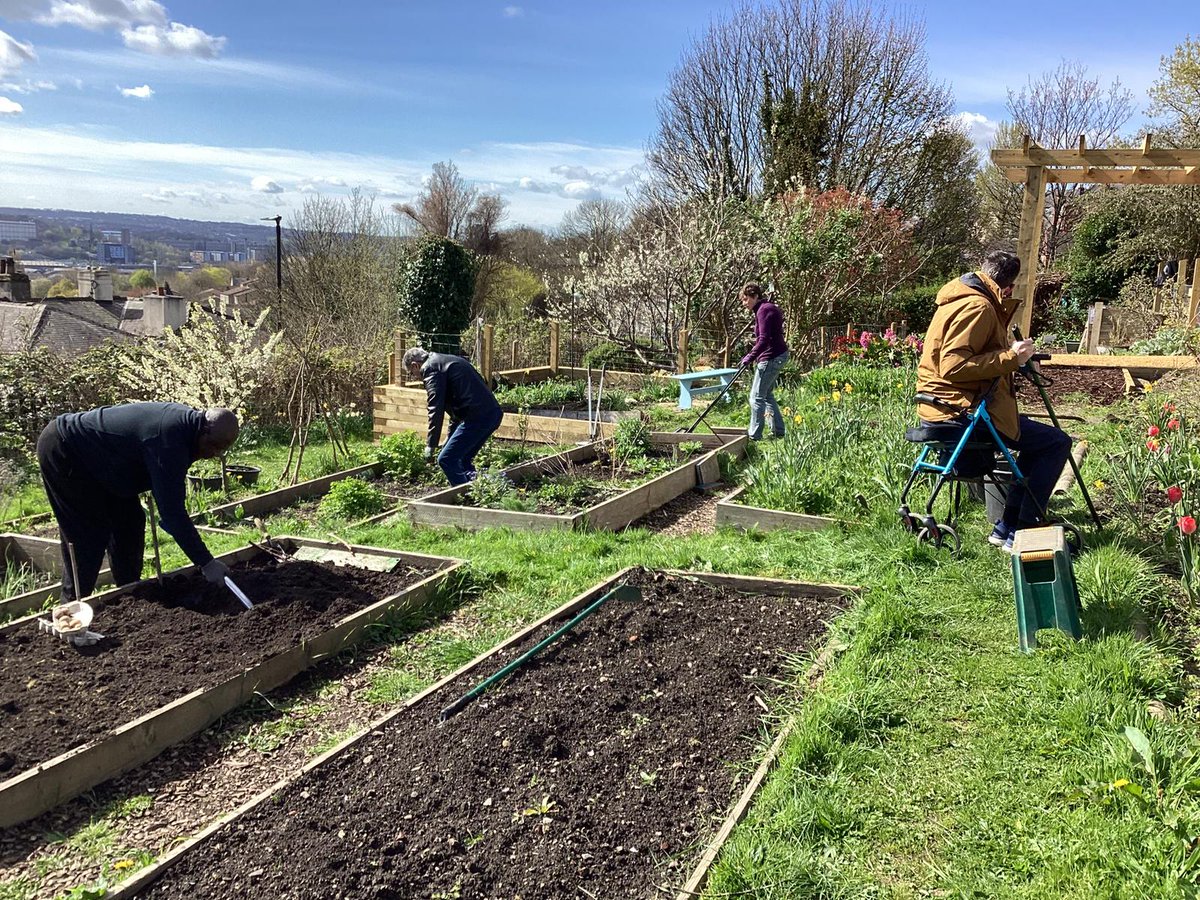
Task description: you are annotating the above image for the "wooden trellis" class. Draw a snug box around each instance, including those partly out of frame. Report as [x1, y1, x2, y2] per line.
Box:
[991, 136, 1200, 335]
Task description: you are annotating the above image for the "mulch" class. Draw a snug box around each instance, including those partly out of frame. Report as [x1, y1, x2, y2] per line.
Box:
[1015, 365, 1128, 408]
[138, 569, 844, 900]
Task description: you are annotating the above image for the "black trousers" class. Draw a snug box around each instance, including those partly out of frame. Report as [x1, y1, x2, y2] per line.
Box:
[36, 422, 144, 601]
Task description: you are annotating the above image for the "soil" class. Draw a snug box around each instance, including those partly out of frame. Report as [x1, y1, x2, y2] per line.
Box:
[1015, 365, 1127, 408]
[138, 569, 844, 900]
[0, 556, 434, 776]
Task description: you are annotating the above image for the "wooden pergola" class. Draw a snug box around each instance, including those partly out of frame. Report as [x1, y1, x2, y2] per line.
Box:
[990, 136, 1200, 335]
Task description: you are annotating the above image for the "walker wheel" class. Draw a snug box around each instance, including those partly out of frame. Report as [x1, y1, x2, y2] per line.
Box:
[917, 523, 961, 554]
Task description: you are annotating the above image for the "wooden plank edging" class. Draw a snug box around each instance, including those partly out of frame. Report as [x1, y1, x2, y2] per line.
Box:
[0, 537, 464, 829]
[108, 567, 858, 899]
[714, 486, 841, 532]
[198, 462, 386, 523]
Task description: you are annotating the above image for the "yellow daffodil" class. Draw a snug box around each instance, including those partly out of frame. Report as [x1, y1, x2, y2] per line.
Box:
[113, 859, 136, 871]
[1145, 381, 1155, 393]
[843, 382, 853, 392]
[831, 390, 842, 402]
[1093, 480, 1107, 490]
[830, 378, 839, 386]
[793, 415, 803, 424]
[783, 406, 793, 416]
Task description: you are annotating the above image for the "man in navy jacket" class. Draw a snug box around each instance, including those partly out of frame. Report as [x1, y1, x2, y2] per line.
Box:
[403, 347, 504, 485]
[739, 283, 790, 440]
[36, 403, 240, 600]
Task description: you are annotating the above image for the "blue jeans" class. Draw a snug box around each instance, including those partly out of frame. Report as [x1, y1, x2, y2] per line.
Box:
[748, 352, 789, 440]
[439, 409, 504, 486]
[1001, 415, 1073, 527]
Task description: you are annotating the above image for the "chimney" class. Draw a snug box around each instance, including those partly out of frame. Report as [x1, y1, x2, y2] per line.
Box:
[0, 257, 32, 302]
[143, 284, 188, 334]
[78, 267, 114, 303]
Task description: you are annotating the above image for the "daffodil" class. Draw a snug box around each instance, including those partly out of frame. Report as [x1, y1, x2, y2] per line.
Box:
[843, 382, 853, 392]
[830, 378, 839, 386]
[831, 390, 842, 403]
[793, 415, 803, 424]
[783, 406, 793, 416]
[1092, 480, 1107, 491]
[113, 859, 136, 871]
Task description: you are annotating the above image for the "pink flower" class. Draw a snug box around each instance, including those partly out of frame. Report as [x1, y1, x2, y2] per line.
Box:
[1180, 516, 1198, 536]
[1168, 486, 1184, 504]
[883, 327, 897, 342]
[1164, 402, 1177, 413]
[1167, 418, 1181, 431]
[1148, 425, 1160, 438]
[859, 331, 872, 349]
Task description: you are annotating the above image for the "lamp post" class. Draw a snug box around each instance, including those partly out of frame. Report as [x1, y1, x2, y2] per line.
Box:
[260, 215, 282, 295]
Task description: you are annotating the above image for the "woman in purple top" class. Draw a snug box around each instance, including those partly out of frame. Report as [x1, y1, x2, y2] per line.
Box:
[739, 283, 790, 440]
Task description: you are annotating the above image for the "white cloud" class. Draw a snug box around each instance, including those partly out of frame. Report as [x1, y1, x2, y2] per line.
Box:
[250, 175, 283, 194]
[0, 78, 56, 93]
[35, 0, 167, 29]
[0, 95, 23, 114]
[0, 29, 37, 77]
[502, 5, 523, 16]
[122, 21, 225, 57]
[953, 110, 1000, 150]
[119, 82, 153, 98]
[0, 122, 646, 227]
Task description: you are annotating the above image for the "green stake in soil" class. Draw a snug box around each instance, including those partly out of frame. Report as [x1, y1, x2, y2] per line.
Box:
[439, 583, 642, 722]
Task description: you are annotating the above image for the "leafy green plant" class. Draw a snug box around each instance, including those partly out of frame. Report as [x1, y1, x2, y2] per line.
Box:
[535, 476, 606, 511]
[613, 417, 653, 463]
[397, 236, 476, 353]
[466, 472, 536, 512]
[674, 440, 704, 462]
[376, 432, 430, 481]
[318, 477, 386, 520]
[1126, 327, 1200, 357]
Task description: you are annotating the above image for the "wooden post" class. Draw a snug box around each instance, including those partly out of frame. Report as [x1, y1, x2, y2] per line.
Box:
[721, 339, 731, 369]
[676, 327, 689, 374]
[481, 324, 494, 384]
[899, 319, 908, 339]
[388, 354, 396, 384]
[396, 330, 407, 386]
[845, 322, 854, 338]
[548, 321, 560, 374]
[510, 339, 519, 368]
[1177, 258, 1191, 315]
[1014, 164, 1049, 337]
[1085, 302, 1105, 354]
[1189, 258, 1200, 326]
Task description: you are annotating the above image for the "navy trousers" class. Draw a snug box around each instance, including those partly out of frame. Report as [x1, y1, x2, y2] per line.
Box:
[438, 409, 504, 486]
[1001, 415, 1073, 527]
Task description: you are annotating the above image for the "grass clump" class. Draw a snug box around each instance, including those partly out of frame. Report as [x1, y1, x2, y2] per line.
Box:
[318, 477, 387, 520]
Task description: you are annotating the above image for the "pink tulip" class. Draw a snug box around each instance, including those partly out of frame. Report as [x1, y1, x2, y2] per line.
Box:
[1168, 486, 1184, 504]
[1180, 516, 1198, 536]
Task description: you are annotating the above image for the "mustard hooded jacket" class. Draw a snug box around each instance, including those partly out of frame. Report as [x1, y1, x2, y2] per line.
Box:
[916, 271, 1023, 440]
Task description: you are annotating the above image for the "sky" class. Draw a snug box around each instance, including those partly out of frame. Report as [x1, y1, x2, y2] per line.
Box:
[0, 0, 1193, 229]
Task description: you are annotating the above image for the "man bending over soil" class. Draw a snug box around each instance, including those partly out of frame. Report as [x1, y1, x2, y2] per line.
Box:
[404, 347, 504, 485]
[916, 250, 1072, 552]
[37, 404, 240, 600]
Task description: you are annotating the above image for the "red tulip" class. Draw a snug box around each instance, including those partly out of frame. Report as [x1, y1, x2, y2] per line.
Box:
[1180, 516, 1198, 536]
[1168, 418, 1181, 431]
[1168, 486, 1184, 504]
[1147, 438, 1160, 452]
[1148, 425, 1160, 437]
[1164, 402, 1177, 413]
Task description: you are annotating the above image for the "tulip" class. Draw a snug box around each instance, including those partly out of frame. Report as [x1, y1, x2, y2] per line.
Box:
[1168, 419, 1181, 431]
[1147, 438, 1160, 452]
[1168, 486, 1184, 504]
[1148, 425, 1160, 437]
[1180, 516, 1198, 536]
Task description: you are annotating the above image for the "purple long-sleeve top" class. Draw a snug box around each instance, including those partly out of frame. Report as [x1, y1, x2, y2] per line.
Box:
[742, 299, 788, 364]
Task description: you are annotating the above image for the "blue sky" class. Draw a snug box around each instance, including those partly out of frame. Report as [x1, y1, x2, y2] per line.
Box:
[0, 0, 1192, 228]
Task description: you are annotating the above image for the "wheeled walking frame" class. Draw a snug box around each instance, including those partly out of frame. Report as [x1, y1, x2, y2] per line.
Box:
[896, 377, 1085, 554]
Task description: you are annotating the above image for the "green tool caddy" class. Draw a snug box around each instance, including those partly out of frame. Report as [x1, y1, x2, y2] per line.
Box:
[1011, 525, 1081, 652]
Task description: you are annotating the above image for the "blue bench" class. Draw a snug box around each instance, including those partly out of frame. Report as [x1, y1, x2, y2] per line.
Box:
[669, 367, 741, 410]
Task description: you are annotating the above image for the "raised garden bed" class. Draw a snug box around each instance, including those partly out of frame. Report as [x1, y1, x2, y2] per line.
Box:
[0, 537, 463, 829]
[407, 433, 746, 532]
[111, 566, 855, 900]
[198, 461, 388, 524]
[715, 484, 841, 532]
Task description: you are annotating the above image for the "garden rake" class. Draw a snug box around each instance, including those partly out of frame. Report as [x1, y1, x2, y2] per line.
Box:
[1012, 327, 1102, 529]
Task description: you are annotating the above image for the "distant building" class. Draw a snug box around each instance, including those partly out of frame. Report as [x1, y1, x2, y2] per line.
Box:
[98, 228, 134, 265]
[0, 220, 37, 242]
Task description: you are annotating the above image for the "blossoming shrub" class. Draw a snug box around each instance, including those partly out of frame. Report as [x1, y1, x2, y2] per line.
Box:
[829, 327, 923, 368]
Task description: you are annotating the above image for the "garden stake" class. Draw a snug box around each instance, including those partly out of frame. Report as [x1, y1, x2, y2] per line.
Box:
[145, 493, 164, 584]
[585, 363, 594, 439]
[438, 583, 642, 722]
[66, 540, 82, 603]
[1012, 327, 1102, 528]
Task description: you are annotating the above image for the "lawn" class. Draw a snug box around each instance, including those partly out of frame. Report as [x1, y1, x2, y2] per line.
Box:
[4, 363, 1199, 899]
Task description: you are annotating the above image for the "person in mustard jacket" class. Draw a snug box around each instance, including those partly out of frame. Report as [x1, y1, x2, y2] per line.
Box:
[916, 250, 1072, 552]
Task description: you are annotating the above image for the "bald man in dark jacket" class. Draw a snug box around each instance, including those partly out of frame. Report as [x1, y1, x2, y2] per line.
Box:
[37, 403, 239, 600]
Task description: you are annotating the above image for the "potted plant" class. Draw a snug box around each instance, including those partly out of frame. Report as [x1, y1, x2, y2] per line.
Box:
[224, 463, 261, 487]
[186, 458, 225, 492]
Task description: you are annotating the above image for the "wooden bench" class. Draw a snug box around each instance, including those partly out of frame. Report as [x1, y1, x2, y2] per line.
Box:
[669, 367, 741, 410]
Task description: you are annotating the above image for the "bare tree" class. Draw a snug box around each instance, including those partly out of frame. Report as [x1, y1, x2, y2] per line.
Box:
[1149, 36, 1200, 145]
[395, 161, 478, 241]
[647, 0, 954, 216]
[1007, 60, 1135, 267]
